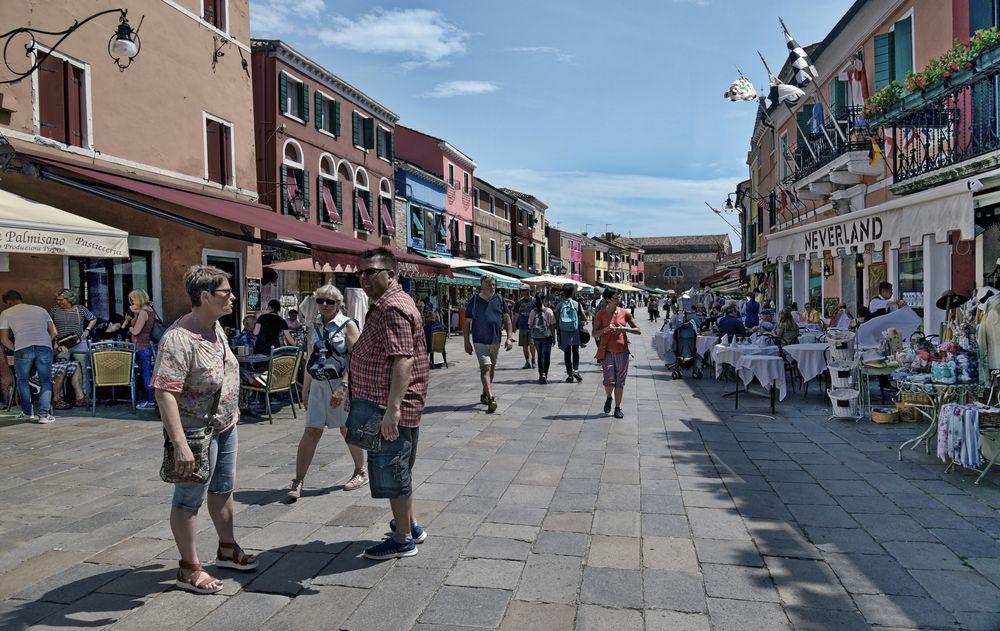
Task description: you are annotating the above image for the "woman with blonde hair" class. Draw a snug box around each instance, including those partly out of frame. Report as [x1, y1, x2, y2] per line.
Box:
[287, 284, 365, 501]
[125, 288, 157, 409]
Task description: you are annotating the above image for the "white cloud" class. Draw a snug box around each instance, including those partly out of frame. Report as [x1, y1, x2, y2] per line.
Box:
[507, 46, 575, 64]
[424, 81, 499, 98]
[316, 9, 468, 62]
[484, 169, 743, 242]
[250, 0, 325, 35]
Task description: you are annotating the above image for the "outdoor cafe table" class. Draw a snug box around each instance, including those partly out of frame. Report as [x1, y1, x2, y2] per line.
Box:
[735, 354, 787, 414]
[781, 343, 829, 391]
[712, 343, 779, 379]
[696, 334, 718, 359]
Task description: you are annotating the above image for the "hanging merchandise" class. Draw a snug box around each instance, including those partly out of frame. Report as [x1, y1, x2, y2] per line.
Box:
[936, 403, 981, 468]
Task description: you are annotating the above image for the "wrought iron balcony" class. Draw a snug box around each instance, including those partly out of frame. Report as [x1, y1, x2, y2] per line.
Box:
[782, 106, 872, 186]
[465, 245, 481, 259]
[883, 72, 1000, 185]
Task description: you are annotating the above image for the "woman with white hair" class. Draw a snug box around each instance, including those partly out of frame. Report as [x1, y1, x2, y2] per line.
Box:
[287, 284, 365, 501]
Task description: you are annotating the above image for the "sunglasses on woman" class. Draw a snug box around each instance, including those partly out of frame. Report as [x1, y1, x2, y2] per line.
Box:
[315, 298, 339, 305]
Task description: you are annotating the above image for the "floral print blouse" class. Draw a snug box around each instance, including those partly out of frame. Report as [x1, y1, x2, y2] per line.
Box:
[151, 321, 240, 430]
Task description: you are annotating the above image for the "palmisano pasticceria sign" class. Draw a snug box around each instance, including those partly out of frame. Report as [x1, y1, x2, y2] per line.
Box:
[803, 216, 882, 253]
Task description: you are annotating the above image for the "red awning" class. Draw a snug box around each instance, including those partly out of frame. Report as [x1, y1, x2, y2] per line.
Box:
[357, 195, 375, 232]
[700, 269, 739, 287]
[380, 199, 396, 237]
[320, 183, 341, 223]
[31, 157, 448, 277]
[285, 176, 299, 204]
[268, 258, 356, 273]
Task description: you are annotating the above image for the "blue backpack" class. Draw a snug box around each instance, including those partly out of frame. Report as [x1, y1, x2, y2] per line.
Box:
[558, 300, 579, 332]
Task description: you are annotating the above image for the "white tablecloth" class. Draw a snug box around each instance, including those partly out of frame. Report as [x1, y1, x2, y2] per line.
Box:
[712, 344, 779, 378]
[697, 335, 718, 358]
[736, 355, 788, 401]
[782, 343, 830, 384]
[798, 332, 821, 344]
[652, 330, 670, 361]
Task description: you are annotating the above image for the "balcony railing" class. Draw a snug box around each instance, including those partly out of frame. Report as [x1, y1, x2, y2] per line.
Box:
[884, 73, 1000, 184]
[465, 245, 481, 259]
[783, 106, 871, 185]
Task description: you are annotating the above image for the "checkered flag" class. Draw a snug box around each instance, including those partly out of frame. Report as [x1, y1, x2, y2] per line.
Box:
[780, 18, 818, 88]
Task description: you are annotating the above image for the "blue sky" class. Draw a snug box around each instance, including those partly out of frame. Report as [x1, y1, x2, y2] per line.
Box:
[250, 0, 856, 247]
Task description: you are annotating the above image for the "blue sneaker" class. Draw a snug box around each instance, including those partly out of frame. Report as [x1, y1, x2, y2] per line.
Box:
[388, 519, 427, 543]
[363, 536, 418, 560]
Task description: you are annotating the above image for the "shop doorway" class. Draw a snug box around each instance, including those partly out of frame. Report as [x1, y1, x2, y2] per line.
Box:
[69, 250, 153, 322]
[204, 251, 242, 332]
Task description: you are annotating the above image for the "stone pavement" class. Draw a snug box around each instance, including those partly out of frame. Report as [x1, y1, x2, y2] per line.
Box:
[0, 336, 999, 630]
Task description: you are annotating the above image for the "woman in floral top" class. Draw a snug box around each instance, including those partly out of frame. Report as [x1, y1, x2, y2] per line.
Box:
[152, 265, 256, 595]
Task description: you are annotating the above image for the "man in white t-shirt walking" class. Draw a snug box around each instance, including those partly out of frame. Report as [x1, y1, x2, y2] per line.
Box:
[0, 290, 58, 423]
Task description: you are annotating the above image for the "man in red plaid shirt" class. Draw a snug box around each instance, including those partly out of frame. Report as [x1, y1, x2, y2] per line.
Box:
[350, 247, 430, 560]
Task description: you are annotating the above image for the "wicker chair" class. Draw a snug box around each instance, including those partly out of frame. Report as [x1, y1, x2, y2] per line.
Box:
[430, 330, 448, 368]
[240, 345, 301, 424]
[88, 341, 136, 416]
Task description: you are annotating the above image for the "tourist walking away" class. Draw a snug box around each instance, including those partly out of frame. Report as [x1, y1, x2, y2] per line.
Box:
[124, 289, 158, 410]
[51, 288, 97, 405]
[648, 297, 659, 322]
[152, 265, 257, 595]
[287, 284, 366, 502]
[349, 247, 429, 560]
[253, 299, 295, 354]
[527, 292, 556, 383]
[516, 294, 536, 369]
[464, 276, 513, 413]
[556, 283, 587, 382]
[0, 290, 57, 423]
[593, 287, 641, 418]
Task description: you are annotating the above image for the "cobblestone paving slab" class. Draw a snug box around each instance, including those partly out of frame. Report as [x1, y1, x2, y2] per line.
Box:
[0, 342, 997, 629]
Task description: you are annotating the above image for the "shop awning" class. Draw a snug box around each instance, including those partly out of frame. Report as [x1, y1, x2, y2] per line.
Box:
[633, 285, 666, 294]
[467, 267, 527, 290]
[600, 281, 637, 292]
[408, 248, 482, 269]
[700, 269, 739, 287]
[438, 271, 481, 287]
[477, 263, 536, 279]
[267, 258, 357, 273]
[766, 180, 973, 261]
[29, 156, 448, 277]
[522, 274, 593, 291]
[0, 188, 129, 257]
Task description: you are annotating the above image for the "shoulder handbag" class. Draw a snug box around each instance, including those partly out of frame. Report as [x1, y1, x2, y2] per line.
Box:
[55, 308, 83, 349]
[345, 396, 384, 452]
[159, 339, 225, 484]
[306, 318, 351, 381]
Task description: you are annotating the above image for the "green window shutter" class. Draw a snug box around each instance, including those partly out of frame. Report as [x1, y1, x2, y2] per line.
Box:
[363, 117, 374, 149]
[333, 101, 341, 137]
[971, 0, 993, 35]
[377, 128, 385, 158]
[314, 91, 323, 130]
[874, 32, 894, 91]
[317, 174, 324, 220]
[387, 131, 394, 160]
[300, 83, 309, 122]
[335, 180, 343, 221]
[830, 78, 847, 118]
[892, 16, 913, 85]
[795, 104, 813, 145]
[279, 73, 288, 114]
[301, 169, 310, 217]
[280, 164, 289, 214]
[352, 112, 361, 146]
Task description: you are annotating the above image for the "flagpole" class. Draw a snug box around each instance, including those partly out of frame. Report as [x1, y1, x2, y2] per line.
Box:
[756, 96, 802, 172]
[757, 50, 819, 163]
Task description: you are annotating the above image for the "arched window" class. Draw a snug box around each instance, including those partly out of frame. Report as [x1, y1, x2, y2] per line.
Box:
[317, 154, 341, 226]
[663, 266, 684, 278]
[281, 140, 307, 220]
[353, 167, 374, 232]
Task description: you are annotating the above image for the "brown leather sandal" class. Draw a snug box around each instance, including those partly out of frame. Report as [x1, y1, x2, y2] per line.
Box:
[216, 541, 258, 571]
[175, 560, 223, 594]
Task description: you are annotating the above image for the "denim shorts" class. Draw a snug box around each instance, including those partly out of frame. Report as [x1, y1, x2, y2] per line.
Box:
[369, 426, 419, 499]
[172, 424, 238, 513]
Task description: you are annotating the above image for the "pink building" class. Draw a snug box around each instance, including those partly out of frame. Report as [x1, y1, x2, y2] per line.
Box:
[561, 230, 585, 281]
[395, 126, 477, 259]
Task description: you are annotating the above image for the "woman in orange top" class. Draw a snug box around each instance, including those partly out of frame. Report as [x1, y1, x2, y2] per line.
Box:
[592, 287, 641, 419]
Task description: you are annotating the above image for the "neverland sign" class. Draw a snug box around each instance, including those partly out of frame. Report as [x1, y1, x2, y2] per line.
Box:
[803, 216, 882, 252]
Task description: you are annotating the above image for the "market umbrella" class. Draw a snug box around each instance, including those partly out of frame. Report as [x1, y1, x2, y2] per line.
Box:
[522, 274, 593, 292]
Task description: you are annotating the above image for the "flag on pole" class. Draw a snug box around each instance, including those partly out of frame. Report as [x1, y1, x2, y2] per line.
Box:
[846, 56, 869, 108]
[767, 75, 805, 109]
[868, 137, 883, 167]
[724, 76, 757, 101]
[780, 18, 819, 88]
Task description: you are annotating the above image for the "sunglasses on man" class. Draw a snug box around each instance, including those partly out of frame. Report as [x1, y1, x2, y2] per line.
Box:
[357, 267, 392, 278]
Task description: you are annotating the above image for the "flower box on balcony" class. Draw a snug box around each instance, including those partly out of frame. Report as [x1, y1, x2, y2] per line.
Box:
[976, 45, 1000, 72]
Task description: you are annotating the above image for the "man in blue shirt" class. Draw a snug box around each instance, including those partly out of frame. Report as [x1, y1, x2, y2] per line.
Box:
[716, 305, 748, 340]
[464, 276, 513, 413]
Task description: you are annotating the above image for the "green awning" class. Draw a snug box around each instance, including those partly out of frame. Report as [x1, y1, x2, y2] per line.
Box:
[467, 267, 526, 290]
[477, 263, 535, 279]
[438, 271, 481, 287]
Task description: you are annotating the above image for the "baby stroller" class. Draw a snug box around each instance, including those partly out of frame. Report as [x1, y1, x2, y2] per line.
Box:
[668, 321, 702, 379]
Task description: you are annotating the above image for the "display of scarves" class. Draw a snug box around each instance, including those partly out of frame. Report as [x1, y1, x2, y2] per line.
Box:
[936, 403, 981, 468]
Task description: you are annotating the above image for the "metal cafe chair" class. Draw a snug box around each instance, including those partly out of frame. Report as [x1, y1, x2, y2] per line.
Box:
[239, 345, 301, 424]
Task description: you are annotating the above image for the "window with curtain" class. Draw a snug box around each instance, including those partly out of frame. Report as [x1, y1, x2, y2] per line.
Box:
[898, 243, 924, 314]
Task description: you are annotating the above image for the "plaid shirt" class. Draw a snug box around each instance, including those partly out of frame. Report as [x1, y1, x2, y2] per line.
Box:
[348, 284, 428, 427]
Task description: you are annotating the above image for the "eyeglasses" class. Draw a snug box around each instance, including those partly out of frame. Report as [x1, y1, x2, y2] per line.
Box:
[212, 289, 234, 297]
[315, 298, 340, 305]
[357, 267, 391, 278]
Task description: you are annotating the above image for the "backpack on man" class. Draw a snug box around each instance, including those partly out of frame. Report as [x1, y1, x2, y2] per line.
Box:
[558, 300, 579, 332]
